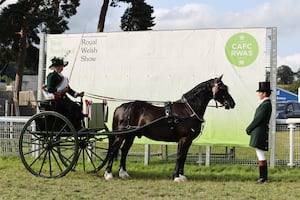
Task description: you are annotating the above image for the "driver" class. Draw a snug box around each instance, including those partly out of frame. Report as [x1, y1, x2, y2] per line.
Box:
[44, 57, 84, 131]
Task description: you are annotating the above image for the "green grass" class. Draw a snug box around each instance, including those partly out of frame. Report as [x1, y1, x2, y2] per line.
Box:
[1, 155, 300, 200]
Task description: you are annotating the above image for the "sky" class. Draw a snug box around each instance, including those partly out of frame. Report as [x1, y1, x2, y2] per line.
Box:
[1, 0, 300, 71]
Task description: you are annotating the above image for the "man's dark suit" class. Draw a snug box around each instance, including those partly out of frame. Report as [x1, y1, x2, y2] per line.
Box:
[246, 99, 272, 151]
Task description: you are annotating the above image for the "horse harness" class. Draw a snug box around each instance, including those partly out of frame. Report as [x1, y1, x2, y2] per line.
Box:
[121, 100, 205, 138]
[164, 101, 206, 137]
[164, 102, 178, 133]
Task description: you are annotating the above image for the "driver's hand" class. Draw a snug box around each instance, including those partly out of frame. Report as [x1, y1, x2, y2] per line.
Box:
[76, 92, 84, 97]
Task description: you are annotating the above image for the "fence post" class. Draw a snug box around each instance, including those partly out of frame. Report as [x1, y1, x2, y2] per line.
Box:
[37, 32, 46, 104]
[5, 100, 8, 116]
[31, 121, 39, 158]
[197, 146, 203, 165]
[287, 123, 296, 167]
[205, 146, 211, 166]
[144, 144, 150, 166]
[165, 145, 168, 161]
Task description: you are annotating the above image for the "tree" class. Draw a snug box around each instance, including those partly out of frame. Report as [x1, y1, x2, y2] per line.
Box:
[97, 0, 120, 32]
[97, 0, 109, 32]
[0, 0, 80, 114]
[287, 80, 300, 94]
[120, 0, 155, 31]
[97, 0, 155, 32]
[295, 68, 300, 80]
[277, 65, 294, 85]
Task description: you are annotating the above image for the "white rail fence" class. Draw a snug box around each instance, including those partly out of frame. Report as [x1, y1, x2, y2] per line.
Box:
[1, 116, 300, 167]
[276, 118, 300, 167]
[0, 116, 30, 155]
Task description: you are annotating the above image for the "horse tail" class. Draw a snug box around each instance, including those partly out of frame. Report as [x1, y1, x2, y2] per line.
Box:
[111, 102, 135, 161]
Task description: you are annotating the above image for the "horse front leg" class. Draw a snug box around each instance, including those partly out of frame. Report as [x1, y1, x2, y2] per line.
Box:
[173, 137, 192, 182]
[104, 136, 124, 180]
[119, 136, 135, 179]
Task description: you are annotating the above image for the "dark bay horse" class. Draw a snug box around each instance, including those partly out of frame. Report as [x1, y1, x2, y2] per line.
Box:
[104, 75, 235, 182]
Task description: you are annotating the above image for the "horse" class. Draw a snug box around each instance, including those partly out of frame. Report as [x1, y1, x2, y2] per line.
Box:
[104, 75, 235, 182]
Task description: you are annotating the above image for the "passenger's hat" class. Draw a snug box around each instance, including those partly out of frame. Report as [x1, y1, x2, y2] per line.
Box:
[256, 82, 272, 92]
[49, 57, 68, 69]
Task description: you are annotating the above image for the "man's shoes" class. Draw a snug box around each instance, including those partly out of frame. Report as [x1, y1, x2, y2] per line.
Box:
[256, 177, 267, 184]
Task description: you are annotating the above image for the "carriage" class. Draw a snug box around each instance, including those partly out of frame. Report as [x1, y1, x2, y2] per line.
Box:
[18, 75, 235, 182]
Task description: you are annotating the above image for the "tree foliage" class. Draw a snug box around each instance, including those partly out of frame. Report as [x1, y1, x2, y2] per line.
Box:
[276, 65, 300, 94]
[286, 80, 300, 94]
[277, 65, 294, 85]
[295, 68, 300, 80]
[98, 0, 155, 32]
[120, 0, 155, 31]
[0, 0, 80, 112]
[0, 0, 80, 66]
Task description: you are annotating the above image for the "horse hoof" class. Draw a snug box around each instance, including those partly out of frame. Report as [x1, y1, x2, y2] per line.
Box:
[104, 171, 113, 180]
[174, 175, 187, 183]
[179, 174, 187, 181]
[119, 168, 130, 179]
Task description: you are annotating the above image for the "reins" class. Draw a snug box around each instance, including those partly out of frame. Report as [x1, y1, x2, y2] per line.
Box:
[68, 25, 88, 82]
[85, 92, 167, 105]
[86, 92, 222, 108]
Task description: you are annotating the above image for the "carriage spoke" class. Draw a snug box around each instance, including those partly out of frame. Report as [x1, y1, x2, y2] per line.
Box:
[28, 148, 47, 167]
[38, 150, 48, 176]
[88, 145, 107, 162]
[19, 111, 79, 178]
[55, 146, 77, 165]
[50, 149, 65, 174]
[83, 148, 97, 170]
[81, 148, 86, 171]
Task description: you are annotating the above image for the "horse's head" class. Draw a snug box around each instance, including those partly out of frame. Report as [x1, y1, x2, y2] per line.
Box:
[211, 75, 235, 109]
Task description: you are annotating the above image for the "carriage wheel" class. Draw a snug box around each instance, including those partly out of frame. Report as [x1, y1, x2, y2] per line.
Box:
[75, 125, 111, 173]
[19, 111, 79, 178]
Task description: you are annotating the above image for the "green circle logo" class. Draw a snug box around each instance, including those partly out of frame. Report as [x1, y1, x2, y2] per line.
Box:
[225, 32, 259, 67]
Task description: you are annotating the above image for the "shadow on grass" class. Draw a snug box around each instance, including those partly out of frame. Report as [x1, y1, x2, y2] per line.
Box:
[97, 160, 257, 182]
[127, 170, 254, 182]
[100, 158, 300, 182]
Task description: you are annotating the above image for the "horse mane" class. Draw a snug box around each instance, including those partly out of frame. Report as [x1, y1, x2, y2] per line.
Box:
[182, 79, 214, 118]
[115, 79, 215, 123]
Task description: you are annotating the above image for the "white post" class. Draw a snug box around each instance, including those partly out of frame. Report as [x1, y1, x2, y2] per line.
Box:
[31, 121, 38, 158]
[37, 33, 46, 103]
[144, 144, 150, 166]
[205, 146, 211, 166]
[287, 123, 295, 167]
[197, 146, 203, 165]
[4, 100, 8, 132]
[5, 100, 8, 116]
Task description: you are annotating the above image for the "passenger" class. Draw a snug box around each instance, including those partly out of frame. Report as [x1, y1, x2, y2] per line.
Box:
[44, 57, 84, 131]
[246, 81, 272, 184]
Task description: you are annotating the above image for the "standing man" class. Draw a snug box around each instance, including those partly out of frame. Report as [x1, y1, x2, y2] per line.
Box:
[246, 82, 272, 184]
[45, 57, 84, 131]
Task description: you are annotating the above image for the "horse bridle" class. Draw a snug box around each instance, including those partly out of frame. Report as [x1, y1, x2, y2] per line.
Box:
[212, 78, 226, 108]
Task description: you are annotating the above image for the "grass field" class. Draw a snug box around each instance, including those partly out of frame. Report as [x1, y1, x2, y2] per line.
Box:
[1, 155, 300, 200]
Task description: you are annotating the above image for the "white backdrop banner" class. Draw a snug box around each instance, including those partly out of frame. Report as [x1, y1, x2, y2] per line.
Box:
[46, 28, 267, 146]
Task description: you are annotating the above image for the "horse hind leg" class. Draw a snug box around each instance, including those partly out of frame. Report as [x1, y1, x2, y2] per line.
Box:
[104, 136, 124, 180]
[118, 136, 135, 179]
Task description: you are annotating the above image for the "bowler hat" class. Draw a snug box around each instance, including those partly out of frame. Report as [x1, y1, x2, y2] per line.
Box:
[49, 57, 68, 69]
[256, 82, 272, 92]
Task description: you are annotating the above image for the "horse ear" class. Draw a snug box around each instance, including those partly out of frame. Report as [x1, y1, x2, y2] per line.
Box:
[218, 74, 223, 81]
[214, 74, 223, 85]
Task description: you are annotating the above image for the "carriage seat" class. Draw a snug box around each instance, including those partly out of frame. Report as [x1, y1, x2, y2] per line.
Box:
[37, 100, 57, 111]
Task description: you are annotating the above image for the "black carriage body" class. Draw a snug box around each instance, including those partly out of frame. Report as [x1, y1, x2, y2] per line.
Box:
[19, 100, 110, 178]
